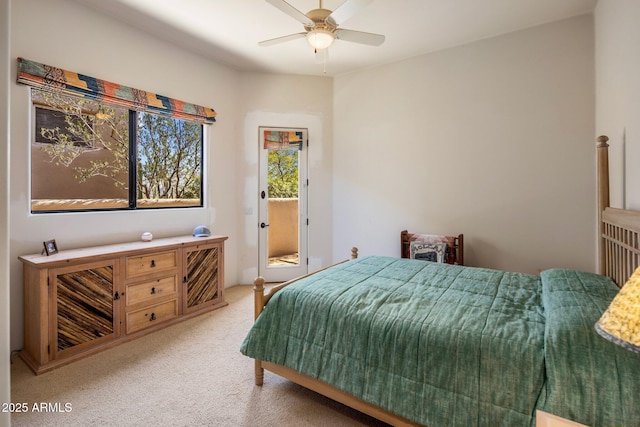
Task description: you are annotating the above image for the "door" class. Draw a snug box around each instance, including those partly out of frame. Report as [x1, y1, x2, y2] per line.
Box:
[183, 241, 224, 314]
[51, 259, 119, 360]
[258, 127, 308, 282]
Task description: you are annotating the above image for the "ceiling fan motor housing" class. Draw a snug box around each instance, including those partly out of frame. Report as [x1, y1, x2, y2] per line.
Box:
[304, 9, 337, 33]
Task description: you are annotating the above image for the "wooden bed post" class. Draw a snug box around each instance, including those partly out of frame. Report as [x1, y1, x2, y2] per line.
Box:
[597, 135, 610, 274]
[250, 249, 357, 387]
[253, 276, 265, 386]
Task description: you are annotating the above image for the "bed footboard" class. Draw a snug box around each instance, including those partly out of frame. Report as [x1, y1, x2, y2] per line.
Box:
[252, 247, 358, 386]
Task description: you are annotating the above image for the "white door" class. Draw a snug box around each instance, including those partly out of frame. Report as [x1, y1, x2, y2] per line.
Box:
[258, 127, 308, 282]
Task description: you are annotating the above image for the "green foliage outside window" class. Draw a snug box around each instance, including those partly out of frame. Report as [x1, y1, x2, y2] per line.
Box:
[268, 149, 299, 198]
[137, 113, 202, 200]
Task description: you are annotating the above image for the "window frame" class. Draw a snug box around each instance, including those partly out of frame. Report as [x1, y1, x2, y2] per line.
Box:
[30, 88, 205, 214]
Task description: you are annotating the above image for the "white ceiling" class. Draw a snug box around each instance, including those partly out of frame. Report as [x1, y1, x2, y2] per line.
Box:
[72, 0, 598, 77]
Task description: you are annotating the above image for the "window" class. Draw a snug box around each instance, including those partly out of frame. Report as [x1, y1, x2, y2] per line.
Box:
[31, 89, 203, 213]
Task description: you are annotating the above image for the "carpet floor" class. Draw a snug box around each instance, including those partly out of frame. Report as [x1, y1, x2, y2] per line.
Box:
[10, 285, 388, 426]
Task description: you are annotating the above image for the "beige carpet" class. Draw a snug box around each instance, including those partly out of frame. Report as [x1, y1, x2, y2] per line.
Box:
[11, 285, 388, 427]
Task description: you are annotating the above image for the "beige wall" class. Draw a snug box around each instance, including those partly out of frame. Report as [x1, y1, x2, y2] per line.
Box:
[333, 15, 596, 274]
[595, 0, 640, 211]
[31, 147, 128, 199]
[268, 199, 298, 257]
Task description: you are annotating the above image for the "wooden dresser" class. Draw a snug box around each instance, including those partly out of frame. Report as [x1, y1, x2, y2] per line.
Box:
[19, 235, 227, 375]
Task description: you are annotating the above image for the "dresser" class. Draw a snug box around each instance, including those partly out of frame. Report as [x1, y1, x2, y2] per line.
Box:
[19, 235, 227, 374]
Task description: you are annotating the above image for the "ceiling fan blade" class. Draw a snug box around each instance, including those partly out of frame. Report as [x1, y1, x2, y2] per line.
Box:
[328, 0, 372, 25]
[265, 0, 314, 27]
[258, 32, 306, 47]
[335, 28, 385, 46]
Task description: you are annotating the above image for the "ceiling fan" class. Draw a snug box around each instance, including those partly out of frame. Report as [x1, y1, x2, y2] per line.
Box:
[259, 0, 385, 52]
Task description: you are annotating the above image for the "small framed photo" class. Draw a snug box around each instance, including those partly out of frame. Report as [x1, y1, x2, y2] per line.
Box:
[43, 239, 58, 256]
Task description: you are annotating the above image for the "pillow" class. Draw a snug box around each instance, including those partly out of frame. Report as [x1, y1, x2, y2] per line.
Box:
[595, 265, 640, 353]
[409, 241, 448, 263]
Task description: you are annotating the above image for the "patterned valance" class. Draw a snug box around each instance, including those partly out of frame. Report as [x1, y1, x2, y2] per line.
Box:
[263, 130, 303, 150]
[17, 57, 216, 124]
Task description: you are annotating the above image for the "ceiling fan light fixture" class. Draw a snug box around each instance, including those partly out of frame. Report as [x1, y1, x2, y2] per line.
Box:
[306, 29, 334, 49]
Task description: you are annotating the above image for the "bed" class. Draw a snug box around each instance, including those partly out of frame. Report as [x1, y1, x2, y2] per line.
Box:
[240, 136, 640, 427]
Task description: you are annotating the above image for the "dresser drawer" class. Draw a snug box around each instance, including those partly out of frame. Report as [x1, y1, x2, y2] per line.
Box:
[125, 250, 177, 278]
[126, 275, 178, 307]
[126, 299, 178, 334]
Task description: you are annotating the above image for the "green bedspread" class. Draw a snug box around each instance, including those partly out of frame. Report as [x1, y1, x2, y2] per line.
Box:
[240, 257, 640, 426]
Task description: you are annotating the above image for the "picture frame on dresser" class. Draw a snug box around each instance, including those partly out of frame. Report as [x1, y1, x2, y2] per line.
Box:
[42, 239, 58, 256]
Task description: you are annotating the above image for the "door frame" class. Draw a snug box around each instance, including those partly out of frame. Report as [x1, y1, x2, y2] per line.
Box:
[258, 126, 308, 282]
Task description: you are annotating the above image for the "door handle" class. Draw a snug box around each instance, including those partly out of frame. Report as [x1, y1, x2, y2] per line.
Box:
[260, 222, 269, 228]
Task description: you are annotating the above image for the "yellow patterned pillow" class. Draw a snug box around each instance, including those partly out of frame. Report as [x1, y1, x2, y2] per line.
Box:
[595, 266, 640, 353]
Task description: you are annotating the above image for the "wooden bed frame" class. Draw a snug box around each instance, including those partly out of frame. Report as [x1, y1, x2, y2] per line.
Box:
[252, 248, 422, 427]
[250, 136, 636, 426]
[597, 135, 640, 287]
